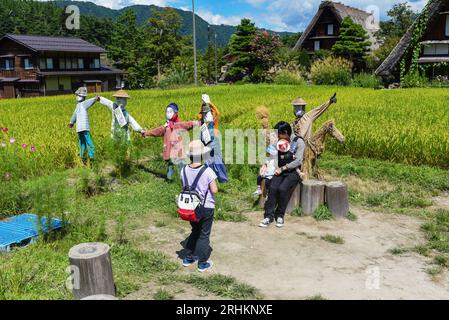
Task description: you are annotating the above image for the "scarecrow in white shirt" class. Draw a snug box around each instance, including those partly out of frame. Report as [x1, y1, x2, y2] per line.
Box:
[97, 90, 144, 143]
[68, 87, 98, 161]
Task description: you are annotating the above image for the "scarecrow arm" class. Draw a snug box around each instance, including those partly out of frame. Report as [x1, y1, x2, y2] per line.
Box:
[128, 115, 143, 133]
[98, 97, 115, 111]
[306, 100, 333, 122]
[143, 126, 165, 137]
[81, 97, 98, 111]
[173, 121, 200, 131]
[69, 107, 77, 125]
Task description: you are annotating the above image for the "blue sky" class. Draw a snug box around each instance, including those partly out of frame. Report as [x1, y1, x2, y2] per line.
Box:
[58, 0, 428, 32]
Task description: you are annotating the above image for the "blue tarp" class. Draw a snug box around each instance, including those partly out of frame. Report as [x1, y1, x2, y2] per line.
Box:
[0, 214, 64, 253]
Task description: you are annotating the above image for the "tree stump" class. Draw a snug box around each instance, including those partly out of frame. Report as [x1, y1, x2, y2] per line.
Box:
[301, 180, 325, 215]
[286, 183, 301, 215]
[68, 243, 116, 300]
[258, 179, 268, 209]
[325, 181, 349, 218]
[81, 294, 118, 300]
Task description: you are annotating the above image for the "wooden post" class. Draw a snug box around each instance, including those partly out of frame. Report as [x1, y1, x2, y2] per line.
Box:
[286, 183, 301, 215]
[258, 179, 267, 209]
[68, 243, 116, 300]
[301, 180, 325, 215]
[325, 181, 349, 218]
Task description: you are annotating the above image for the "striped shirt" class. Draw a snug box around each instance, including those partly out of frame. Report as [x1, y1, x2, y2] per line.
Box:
[70, 98, 97, 133]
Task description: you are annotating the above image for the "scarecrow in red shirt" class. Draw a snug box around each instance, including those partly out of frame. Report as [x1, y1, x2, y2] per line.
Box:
[142, 103, 199, 180]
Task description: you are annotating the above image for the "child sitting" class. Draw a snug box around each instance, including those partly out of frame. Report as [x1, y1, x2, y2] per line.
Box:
[253, 144, 277, 196]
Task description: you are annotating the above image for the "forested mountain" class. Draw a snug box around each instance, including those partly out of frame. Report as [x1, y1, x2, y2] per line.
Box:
[52, 0, 294, 50]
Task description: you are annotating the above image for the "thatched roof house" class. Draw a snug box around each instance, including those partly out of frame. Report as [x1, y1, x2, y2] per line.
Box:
[375, 0, 449, 78]
[294, 1, 379, 53]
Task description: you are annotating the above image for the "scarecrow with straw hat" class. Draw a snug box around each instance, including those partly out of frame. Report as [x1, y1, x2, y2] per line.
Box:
[292, 93, 337, 142]
[97, 89, 144, 143]
[142, 103, 200, 181]
[68, 87, 99, 162]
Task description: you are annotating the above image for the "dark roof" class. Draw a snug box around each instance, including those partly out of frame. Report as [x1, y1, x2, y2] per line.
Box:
[37, 66, 125, 76]
[0, 34, 106, 53]
[294, 1, 379, 51]
[375, 0, 447, 76]
[0, 77, 20, 82]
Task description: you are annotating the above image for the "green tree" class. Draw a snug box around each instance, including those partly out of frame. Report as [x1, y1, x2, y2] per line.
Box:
[227, 18, 257, 81]
[250, 31, 282, 82]
[332, 17, 371, 71]
[144, 8, 183, 82]
[376, 2, 417, 41]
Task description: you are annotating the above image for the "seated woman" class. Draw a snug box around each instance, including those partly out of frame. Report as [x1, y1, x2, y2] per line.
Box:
[260, 121, 305, 228]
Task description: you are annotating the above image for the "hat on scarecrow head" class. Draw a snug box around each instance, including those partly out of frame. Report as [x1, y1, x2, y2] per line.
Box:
[292, 97, 307, 106]
[113, 90, 130, 99]
[75, 87, 88, 97]
[167, 103, 179, 113]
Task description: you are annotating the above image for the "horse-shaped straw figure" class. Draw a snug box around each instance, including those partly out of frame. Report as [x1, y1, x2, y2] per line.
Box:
[302, 120, 345, 180]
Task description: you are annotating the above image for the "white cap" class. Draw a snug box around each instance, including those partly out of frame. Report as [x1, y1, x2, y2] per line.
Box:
[202, 94, 211, 105]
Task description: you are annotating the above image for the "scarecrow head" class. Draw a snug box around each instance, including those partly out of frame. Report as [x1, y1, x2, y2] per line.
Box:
[166, 103, 179, 121]
[75, 87, 87, 103]
[112, 90, 130, 110]
[292, 97, 307, 119]
[201, 94, 213, 123]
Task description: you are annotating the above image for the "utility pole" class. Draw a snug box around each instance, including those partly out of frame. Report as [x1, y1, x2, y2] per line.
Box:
[207, 25, 211, 84]
[214, 32, 218, 84]
[192, 0, 198, 86]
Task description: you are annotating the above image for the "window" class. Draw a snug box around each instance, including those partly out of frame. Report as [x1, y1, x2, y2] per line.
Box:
[40, 58, 46, 70]
[314, 40, 320, 51]
[327, 24, 334, 35]
[446, 14, 449, 37]
[23, 58, 33, 70]
[46, 58, 54, 70]
[2, 58, 14, 70]
[66, 58, 72, 70]
[59, 58, 66, 70]
[78, 58, 84, 69]
[423, 44, 449, 55]
[71, 59, 78, 69]
[94, 58, 100, 69]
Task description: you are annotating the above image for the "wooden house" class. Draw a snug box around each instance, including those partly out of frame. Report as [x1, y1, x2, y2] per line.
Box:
[376, 0, 449, 80]
[294, 1, 379, 53]
[0, 34, 125, 99]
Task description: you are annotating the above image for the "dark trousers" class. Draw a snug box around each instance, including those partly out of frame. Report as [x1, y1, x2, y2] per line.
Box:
[183, 207, 214, 263]
[264, 171, 301, 221]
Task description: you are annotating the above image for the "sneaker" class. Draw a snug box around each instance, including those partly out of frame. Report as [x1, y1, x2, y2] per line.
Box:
[276, 217, 284, 228]
[198, 260, 214, 272]
[259, 218, 272, 228]
[253, 188, 262, 197]
[182, 256, 198, 267]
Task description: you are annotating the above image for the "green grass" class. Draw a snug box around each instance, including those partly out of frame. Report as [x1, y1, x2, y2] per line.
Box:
[306, 294, 327, 300]
[153, 288, 174, 300]
[321, 234, 344, 244]
[314, 205, 334, 221]
[347, 211, 357, 221]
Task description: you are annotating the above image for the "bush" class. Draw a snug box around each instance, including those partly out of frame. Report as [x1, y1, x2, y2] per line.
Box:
[352, 73, 383, 89]
[311, 56, 353, 86]
[158, 70, 193, 88]
[401, 71, 429, 88]
[273, 70, 305, 85]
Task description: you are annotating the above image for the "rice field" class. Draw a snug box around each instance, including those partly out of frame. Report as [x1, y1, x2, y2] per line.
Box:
[0, 84, 448, 181]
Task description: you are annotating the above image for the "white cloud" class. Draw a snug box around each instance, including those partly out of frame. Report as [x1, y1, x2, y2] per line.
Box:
[38, 0, 172, 10]
[197, 10, 243, 26]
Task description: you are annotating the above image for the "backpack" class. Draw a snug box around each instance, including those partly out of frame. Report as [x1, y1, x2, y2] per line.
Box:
[177, 166, 209, 222]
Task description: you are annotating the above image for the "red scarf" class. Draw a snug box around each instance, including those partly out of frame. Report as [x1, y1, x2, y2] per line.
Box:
[167, 112, 179, 129]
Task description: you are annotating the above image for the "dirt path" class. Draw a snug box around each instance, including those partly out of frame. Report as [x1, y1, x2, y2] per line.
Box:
[133, 207, 449, 300]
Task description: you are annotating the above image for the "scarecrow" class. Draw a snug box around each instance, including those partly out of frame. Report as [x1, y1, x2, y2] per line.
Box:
[142, 103, 199, 181]
[198, 94, 228, 183]
[68, 87, 98, 161]
[292, 93, 337, 142]
[98, 90, 144, 143]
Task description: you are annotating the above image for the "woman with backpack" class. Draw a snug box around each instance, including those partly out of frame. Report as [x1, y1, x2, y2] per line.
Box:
[260, 121, 305, 229]
[178, 140, 218, 272]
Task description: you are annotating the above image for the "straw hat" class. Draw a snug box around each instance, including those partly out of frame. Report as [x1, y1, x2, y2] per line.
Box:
[292, 97, 307, 106]
[113, 90, 130, 99]
[75, 87, 88, 97]
[187, 140, 211, 158]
